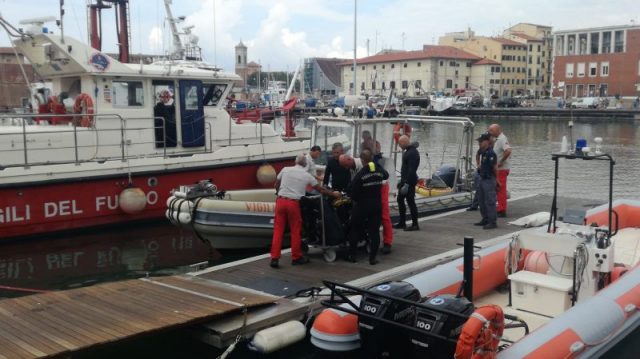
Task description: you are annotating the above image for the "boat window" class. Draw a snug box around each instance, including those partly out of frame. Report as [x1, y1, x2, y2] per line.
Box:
[112, 81, 144, 107]
[202, 83, 228, 106]
[184, 85, 199, 110]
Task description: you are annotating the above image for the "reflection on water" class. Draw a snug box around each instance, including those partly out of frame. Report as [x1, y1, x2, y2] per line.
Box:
[0, 222, 220, 297]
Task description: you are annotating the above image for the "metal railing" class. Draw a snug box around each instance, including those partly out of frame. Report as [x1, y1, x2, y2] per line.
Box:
[0, 112, 215, 169]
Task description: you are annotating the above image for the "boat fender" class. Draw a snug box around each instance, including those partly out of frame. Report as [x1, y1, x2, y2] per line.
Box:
[119, 187, 146, 214]
[166, 197, 193, 213]
[172, 191, 187, 199]
[248, 320, 306, 354]
[393, 123, 412, 142]
[454, 305, 504, 359]
[257, 164, 277, 186]
[178, 212, 192, 224]
[523, 250, 549, 274]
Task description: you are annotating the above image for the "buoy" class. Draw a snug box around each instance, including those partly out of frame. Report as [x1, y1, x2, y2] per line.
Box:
[249, 321, 306, 354]
[256, 164, 277, 186]
[523, 250, 549, 274]
[310, 308, 360, 351]
[119, 186, 147, 214]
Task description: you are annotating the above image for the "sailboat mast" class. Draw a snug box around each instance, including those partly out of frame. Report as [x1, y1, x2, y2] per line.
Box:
[352, 0, 357, 95]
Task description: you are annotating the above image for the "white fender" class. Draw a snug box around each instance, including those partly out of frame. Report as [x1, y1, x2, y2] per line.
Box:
[178, 212, 192, 224]
[249, 321, 306, 354]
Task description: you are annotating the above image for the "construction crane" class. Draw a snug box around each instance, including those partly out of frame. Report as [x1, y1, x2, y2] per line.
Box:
[87, 0, 131, 63]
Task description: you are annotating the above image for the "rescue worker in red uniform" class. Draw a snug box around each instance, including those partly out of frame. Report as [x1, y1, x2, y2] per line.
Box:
[270, 154, 340, 268]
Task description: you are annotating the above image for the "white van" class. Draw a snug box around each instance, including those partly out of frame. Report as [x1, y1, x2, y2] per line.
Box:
[571, 97, 600, 109]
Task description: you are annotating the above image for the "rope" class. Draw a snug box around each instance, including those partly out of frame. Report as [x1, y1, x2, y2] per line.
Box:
[217, 307, 248, 359]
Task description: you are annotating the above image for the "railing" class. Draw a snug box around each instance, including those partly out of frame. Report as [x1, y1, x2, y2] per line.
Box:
[0, 112, 214, 169]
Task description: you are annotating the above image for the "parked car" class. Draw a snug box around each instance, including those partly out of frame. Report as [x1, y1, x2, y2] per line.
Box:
[495, 97, 520, 108]
[571, 97, 600, 109]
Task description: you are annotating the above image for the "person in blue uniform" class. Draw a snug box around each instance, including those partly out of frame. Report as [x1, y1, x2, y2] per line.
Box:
[347, 149, 389, 265]
[475, 133, 499, 229]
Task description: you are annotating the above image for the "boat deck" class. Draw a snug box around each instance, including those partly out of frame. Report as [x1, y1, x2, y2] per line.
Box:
[0, 276, 277, 358]
[194, 194, 597, 297]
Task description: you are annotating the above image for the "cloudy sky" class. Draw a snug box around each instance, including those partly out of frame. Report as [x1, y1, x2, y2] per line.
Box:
[1, 0, 638, 71]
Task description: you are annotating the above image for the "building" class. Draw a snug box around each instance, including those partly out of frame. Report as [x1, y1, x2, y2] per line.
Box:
[0, 48, 36, 110]
[338, 46, 486, 97]
[303, 58, 346, 97]
[504, 23, 554, 97]
[552, 25, 640, 98]
[439, 31, 529, 97]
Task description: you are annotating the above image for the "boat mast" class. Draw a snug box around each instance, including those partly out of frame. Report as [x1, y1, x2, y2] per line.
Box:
[352, 0, 357, 95]
[163, 0, 184, 60]
[59, 0, 65, 44]
[285, 63, 301, 101]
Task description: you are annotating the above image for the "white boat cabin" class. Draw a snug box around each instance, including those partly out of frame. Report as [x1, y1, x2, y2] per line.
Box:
[1, 31, 287, 168]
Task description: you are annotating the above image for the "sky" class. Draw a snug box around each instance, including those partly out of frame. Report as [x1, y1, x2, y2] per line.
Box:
[0, 0, 639, 72]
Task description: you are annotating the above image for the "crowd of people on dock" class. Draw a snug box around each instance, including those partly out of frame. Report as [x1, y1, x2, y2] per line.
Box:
[269, 123, 511, 268]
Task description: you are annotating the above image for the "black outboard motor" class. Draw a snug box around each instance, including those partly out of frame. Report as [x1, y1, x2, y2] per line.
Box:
[359, 281, 420, 357]
[410, 294, 474, 358]
[432, 164, 459, 188]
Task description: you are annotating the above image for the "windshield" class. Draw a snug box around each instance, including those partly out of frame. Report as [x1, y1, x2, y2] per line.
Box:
[311, 122, 354, 166]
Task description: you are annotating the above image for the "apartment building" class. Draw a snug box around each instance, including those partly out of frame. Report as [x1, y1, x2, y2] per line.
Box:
[338, 46, 482, 97]
[552, 25, 640, 98]
[504, 23, 554, 97]
[439, 31, 528, 97]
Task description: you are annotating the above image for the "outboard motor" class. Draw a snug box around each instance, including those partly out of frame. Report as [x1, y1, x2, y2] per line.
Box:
[410, 294, 474, 358]
[432, 164, 459, 188]
[359, 281, 420, 357]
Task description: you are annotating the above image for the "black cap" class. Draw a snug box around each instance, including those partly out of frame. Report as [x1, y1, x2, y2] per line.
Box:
[476, 133, 491, 142]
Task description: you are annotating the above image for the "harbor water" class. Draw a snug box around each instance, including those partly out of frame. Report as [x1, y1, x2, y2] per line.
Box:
[1, 116, 639, 357]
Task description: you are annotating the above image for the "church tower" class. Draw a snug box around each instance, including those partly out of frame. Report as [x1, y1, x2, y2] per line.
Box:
[235, 40, 248, 87]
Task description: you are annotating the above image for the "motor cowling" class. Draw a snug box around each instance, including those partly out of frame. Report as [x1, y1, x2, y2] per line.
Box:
[432, 164, 459, 188]
[359, 281, 420, 357]
[410, 294, 474, 358]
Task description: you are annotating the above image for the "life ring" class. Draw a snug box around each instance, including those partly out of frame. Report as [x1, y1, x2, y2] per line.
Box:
[454, 305, 504, 359]
[73, 93, 95, 127]
[393, 122, 412, 142]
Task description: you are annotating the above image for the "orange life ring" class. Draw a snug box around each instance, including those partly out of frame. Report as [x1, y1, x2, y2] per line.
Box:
[393, 122, 412, 142]
[73, 93, 95, 127]
[454, 305, 504, 359]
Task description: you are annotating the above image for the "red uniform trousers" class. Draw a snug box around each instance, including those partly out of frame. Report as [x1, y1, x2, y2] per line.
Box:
[381, 183, 393, 246]
[497, 169, 510, 213]
[271, 197, 303, 261]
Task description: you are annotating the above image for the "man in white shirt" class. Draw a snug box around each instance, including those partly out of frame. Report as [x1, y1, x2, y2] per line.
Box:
[304, 145, 322, 179]
[270, 154, 339, 268]
[488, 124, 512, 217]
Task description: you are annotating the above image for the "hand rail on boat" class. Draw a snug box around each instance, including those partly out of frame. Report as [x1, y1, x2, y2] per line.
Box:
[0, 113, 215, 169]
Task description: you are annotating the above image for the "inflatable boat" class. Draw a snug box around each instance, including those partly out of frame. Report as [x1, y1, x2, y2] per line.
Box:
[167, 185, 280, 249]
[311, 153, 640, 358]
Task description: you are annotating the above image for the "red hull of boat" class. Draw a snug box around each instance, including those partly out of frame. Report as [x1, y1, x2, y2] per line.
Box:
[0, 159, 292, 240]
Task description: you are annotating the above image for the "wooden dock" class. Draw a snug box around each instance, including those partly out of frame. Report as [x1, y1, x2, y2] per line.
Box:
[0, 276, 277, 358]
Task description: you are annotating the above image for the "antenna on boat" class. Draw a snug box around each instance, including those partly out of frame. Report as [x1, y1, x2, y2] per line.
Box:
[59, 0, 65, 43]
